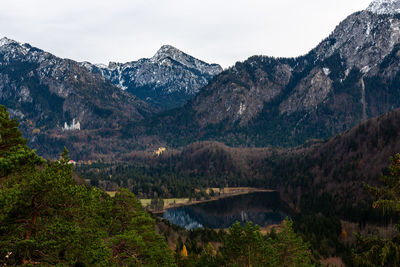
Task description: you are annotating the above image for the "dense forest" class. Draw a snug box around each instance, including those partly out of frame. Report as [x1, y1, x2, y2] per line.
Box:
[75, 108, 400, 265]
[2, 98, 400, 266]
[0, 106, 175, 266]
[0, 105, 320, 266]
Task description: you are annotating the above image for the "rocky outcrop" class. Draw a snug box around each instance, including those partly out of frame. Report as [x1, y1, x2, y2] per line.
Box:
[279, 68, 333, 115]
[193, 57, 293, 127]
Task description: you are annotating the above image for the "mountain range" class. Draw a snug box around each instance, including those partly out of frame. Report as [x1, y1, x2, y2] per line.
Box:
[0, 37, 155, 157]
[1, 0, 400, 159]
[146, 0, 400, 147]
[81, 45, 222, 110]
[0, 38, 222, 157]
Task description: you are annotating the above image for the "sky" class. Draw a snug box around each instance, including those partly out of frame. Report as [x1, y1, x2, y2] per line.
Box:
[0, 0, 372, 68]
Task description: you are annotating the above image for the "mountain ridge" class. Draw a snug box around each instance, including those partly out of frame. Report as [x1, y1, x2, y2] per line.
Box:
[81, 45, 222, 109]
[143, 4, 400, 148]
[3, 2, 400, 158]
[0, 37, 153, 158]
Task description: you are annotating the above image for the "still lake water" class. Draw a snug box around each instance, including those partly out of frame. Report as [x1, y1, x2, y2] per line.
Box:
[162, 191, 289, 230]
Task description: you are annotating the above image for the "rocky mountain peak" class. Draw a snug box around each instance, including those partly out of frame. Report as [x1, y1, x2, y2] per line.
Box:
[153, 45, 184, 59]
[0, 37, 17, 47]
[82, 45, 222, 109]
[150, 44, 221, 74]
[367, 0, 400, 14]
[151, 44, 183, 62]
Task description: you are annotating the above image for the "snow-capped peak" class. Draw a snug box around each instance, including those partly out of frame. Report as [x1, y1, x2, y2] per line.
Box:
[150, 45, 187, 63]
[149, 44, 221, 75]
[367, 0, 400, 15]
[0, 37, 18, 47]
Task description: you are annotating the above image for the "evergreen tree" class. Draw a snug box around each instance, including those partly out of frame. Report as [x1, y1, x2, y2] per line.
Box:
[216, 220, 313, 267]
[0, 105, 175, 266]
[271, 220, 314, 267]
[353, 154, 400, 266]
[0, 105, 42, 177]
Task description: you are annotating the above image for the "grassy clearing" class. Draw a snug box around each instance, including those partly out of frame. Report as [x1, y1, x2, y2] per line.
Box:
[106, 191, 116, 197]
[107, 187, 273, 211]
[139, 198, 189, 209]
[204, 187, 274, 195]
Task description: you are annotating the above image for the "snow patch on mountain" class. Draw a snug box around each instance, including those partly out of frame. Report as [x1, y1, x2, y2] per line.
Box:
[0, 37, 17, 47]
[367, 0, 400, 15]
[81, 45, 222, 109]
[323, 68, 331, 76]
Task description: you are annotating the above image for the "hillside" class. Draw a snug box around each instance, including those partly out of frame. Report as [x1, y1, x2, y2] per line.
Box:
[0, 37, 156, 158]
[0, 105, 175, 266]
[146, 6, 400, 147]
[79, 107, 400, 221]
[0, 103, 316, 267]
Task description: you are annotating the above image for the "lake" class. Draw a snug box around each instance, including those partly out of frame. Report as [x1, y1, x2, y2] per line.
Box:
[162, 191, 290, 230]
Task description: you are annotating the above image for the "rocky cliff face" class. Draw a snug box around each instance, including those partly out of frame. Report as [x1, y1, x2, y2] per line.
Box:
[81, 45, 222, 109]
[154, 1, 400, 147]
[0, 37, 152, 157]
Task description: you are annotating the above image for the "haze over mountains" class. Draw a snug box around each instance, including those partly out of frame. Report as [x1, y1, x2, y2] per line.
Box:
[1, 0, 400, 159]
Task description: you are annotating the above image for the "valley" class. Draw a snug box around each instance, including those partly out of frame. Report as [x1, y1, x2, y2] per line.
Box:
[2, 0, 400, 266]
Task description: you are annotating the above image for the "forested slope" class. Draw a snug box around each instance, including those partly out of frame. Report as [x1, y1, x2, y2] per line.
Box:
[0, 105, 175, 266]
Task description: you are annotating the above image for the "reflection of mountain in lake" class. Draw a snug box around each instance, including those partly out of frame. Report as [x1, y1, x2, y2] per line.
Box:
[162, 192, 289, 230]
[163, 209, 203, 230]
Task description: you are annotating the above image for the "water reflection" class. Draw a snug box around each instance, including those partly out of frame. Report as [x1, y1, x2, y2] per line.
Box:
[162, 192, 289, 230]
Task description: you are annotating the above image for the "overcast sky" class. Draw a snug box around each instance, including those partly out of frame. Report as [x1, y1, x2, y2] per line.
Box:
[0, 0, 372, 68]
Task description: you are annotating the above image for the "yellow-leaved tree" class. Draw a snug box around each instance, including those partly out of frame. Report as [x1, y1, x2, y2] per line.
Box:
[181, 244, 188, 257]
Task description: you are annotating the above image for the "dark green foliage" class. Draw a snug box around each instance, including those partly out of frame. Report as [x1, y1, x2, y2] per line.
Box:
[293, 214, 342, 258]
[0, 106, 175, 266]
[379, 43, 400, 69]
[321, 53, 346, 81]
[127, 84, 196, 110]
[0, 103, 316, 266]
[353, 154, 400, 266]
[220, 221, 276, 266]
[0, 156, 175, 266]
[334, 68, 362, 96]
[0, 105, 43, 176]
[107, 189, 175, 266]
[91, 104, 113, 118]
[150, 198, 165, 211]
[353, 233, 400, 267]
[194, 220, 314, 267]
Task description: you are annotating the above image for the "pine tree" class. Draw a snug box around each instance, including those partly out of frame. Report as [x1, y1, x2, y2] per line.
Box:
[221, 221, 277, 266]
[271, 219, 314, 267]
[0, 105, 42, 177]
[353, 154, 400, 266]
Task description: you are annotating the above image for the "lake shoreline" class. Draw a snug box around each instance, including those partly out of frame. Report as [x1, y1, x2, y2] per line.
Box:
[149, 187, 276, 214]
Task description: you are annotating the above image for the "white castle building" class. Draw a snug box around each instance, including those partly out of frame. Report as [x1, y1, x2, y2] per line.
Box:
[63, 118, 81, 131]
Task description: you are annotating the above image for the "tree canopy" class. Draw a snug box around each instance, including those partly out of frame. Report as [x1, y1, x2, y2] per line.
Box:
[0, 105, 175, 266]
[0, 104, 316, 266]
[353, 154, 400, 266]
